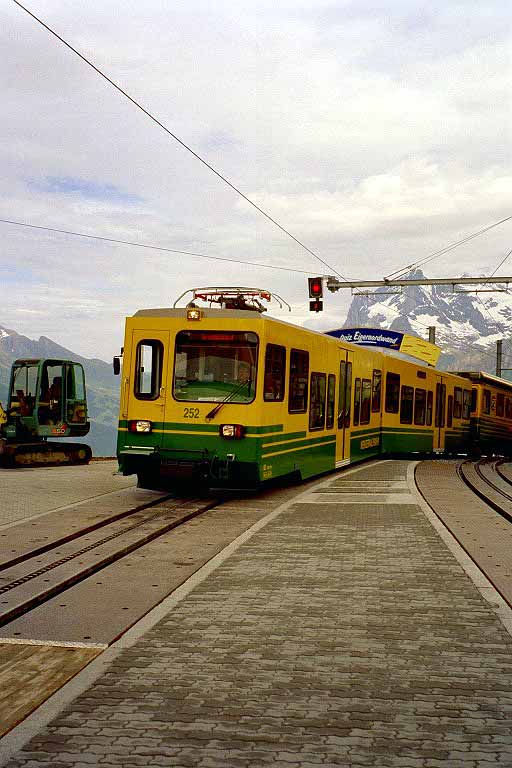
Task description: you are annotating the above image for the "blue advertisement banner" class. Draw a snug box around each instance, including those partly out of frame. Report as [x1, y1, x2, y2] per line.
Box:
[326, 327, 404, 349]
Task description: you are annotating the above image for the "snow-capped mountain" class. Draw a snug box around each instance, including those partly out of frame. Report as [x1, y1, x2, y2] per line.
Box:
[343, 269, 512, 372]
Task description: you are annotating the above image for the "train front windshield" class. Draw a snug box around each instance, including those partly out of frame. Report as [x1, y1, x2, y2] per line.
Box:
[173, 331, 258, 403]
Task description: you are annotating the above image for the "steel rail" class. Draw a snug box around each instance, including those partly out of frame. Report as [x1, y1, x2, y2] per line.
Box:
[0, 492, 176, 573]
[457, 460, 512, 524]
[0, 496, 222, 628]
[495, 459, 512, 487]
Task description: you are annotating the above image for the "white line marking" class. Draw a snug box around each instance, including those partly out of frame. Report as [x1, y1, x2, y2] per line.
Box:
[408, 462, 512, 640]
[0, 637, 106, 649]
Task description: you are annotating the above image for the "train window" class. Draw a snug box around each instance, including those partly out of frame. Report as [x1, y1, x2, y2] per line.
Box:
[471, 388, 477, 413]
[414, 388, 426, 426]
[385, 373, 400, 413]
[264, 344, 286, 402]
[346, 363, 352, 427]
[173, 331, 258, 403]
[309, 373, 326, 430]
[288, 349, 309, 413]
[400, 385, 414, 424]
[435, 383, 446, 427]
[134, 340, 163, 400]
[338, 361, 346, 429]
[447, 395, 453, 428]
[371, 369, 382, 412]
[463, 389, 471, 419]
[354, 378, 361, 426]
[338, 361, 352, 428]
[496, 393, 505, 418]
[453, 387, 462, 419]
[361, 379, 371, 424]
[426, 391, 433, 426]
[506, 398, 512, 420]
[482, 389, 491, 414]
[326, 374, 335, 429]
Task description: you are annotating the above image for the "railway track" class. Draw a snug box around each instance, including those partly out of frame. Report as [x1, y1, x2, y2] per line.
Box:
[0, 494, 222, 631]
[457, 459, 512, 523]
[495, 459, 512, 486]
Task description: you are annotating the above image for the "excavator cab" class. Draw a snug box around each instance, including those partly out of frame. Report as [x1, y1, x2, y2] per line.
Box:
[0, 359, 92, 466]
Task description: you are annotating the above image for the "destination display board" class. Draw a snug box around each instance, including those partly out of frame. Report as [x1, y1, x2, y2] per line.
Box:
[325, 327, 441, 366]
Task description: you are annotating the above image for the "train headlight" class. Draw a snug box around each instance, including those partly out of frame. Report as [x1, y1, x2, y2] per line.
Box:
[187, 308, 202, 321]
[128, 420, 153, 433]
[220, 424, 245, 439]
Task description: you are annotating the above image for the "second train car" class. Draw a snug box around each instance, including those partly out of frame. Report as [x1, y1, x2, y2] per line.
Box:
[115, 288, 476, 490]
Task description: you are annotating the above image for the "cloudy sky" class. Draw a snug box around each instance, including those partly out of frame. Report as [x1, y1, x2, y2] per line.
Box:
[1, 0, 511, 361]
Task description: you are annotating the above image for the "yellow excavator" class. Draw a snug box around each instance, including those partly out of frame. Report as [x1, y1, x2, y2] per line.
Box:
[0, 358, 92, 467]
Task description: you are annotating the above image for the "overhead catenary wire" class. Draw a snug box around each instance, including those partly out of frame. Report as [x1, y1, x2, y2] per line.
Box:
[489, 247, 512, 278]
[0, 218, 319, 275]
[1, 217, 499, 364]
[384, 215, 512, 281]
[12, 0, 348, 282]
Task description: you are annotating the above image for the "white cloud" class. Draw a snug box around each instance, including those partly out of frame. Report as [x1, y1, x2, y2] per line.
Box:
[0, 0, 511, 360]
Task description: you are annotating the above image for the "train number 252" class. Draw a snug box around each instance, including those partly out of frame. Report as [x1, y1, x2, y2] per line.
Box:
[183, 407, 200, 419]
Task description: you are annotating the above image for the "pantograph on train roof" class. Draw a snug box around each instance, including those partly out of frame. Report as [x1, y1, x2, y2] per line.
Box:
[173, 287, 291, 313]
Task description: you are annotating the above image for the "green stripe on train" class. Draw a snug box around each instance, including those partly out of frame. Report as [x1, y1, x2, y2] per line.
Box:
[118, 420, 283, 435]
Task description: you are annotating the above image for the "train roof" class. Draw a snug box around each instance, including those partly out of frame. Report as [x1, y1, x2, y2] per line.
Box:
[131, 309, 456, 369]
[457, 371, 512, 390]
[133, 308, 263, 319]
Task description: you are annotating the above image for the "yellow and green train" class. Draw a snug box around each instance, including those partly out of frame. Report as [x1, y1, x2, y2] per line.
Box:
[114, 289, 507, 490]
[458, 371, 512, 456]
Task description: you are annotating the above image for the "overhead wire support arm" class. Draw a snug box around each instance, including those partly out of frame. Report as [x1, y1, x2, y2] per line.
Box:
[326, 275, 512, 293]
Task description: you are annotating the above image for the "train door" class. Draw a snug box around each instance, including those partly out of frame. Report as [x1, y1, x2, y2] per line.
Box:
[336, 350, 353, 467]
[433, 375, 447, 451]
[126, 330, 169, 449]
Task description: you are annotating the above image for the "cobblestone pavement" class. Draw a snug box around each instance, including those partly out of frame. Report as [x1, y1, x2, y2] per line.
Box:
[0, 462, 134, 528]
[4, 461, 512, 767]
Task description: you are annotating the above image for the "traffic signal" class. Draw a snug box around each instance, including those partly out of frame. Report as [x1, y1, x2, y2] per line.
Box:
[308, 277, 323, 312]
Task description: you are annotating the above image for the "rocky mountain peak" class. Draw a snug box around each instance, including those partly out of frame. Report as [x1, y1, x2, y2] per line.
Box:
[343, 269, 512, 371]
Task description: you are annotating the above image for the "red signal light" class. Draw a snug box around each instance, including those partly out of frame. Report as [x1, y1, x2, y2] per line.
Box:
[308, 277, 323, 299]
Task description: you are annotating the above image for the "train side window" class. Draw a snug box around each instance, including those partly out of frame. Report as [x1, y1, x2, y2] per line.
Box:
[453, 387, 462, 419]
[482, 389, 491, 414]
[447, 395, 453, 428]
[360, 378, 371, 424]
[506, 398, 512, 420]
[496, 393, 504, 418]
[414, 388, 426, 426]
[426, 390, 433, 426]
[385, 373, 400, 413]
[345, 362, 352, 427]
[354, 378, 361, 426]
[264, 344, 286, 402]
[435, 383, 446, 427]
[463, 389, 471, 419]
[470, 388, 477, 413]
[400, 385, 414, 424]
[134, 340, 163, 400]
[371, 369, 382, 412]
[288, 349, 309, 413]
[309, 373, 326, 430]
[326, 374, 335, 429]
[338, 361, 346, 429]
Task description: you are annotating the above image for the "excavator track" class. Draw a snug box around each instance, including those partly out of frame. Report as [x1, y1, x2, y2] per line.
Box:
[0, 441, 92, 468]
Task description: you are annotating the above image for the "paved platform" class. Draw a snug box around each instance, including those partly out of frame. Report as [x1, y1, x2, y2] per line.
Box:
[416, 460, 512, 609]
[2, 460, 512, 767]
[0, 462, 135, 529]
